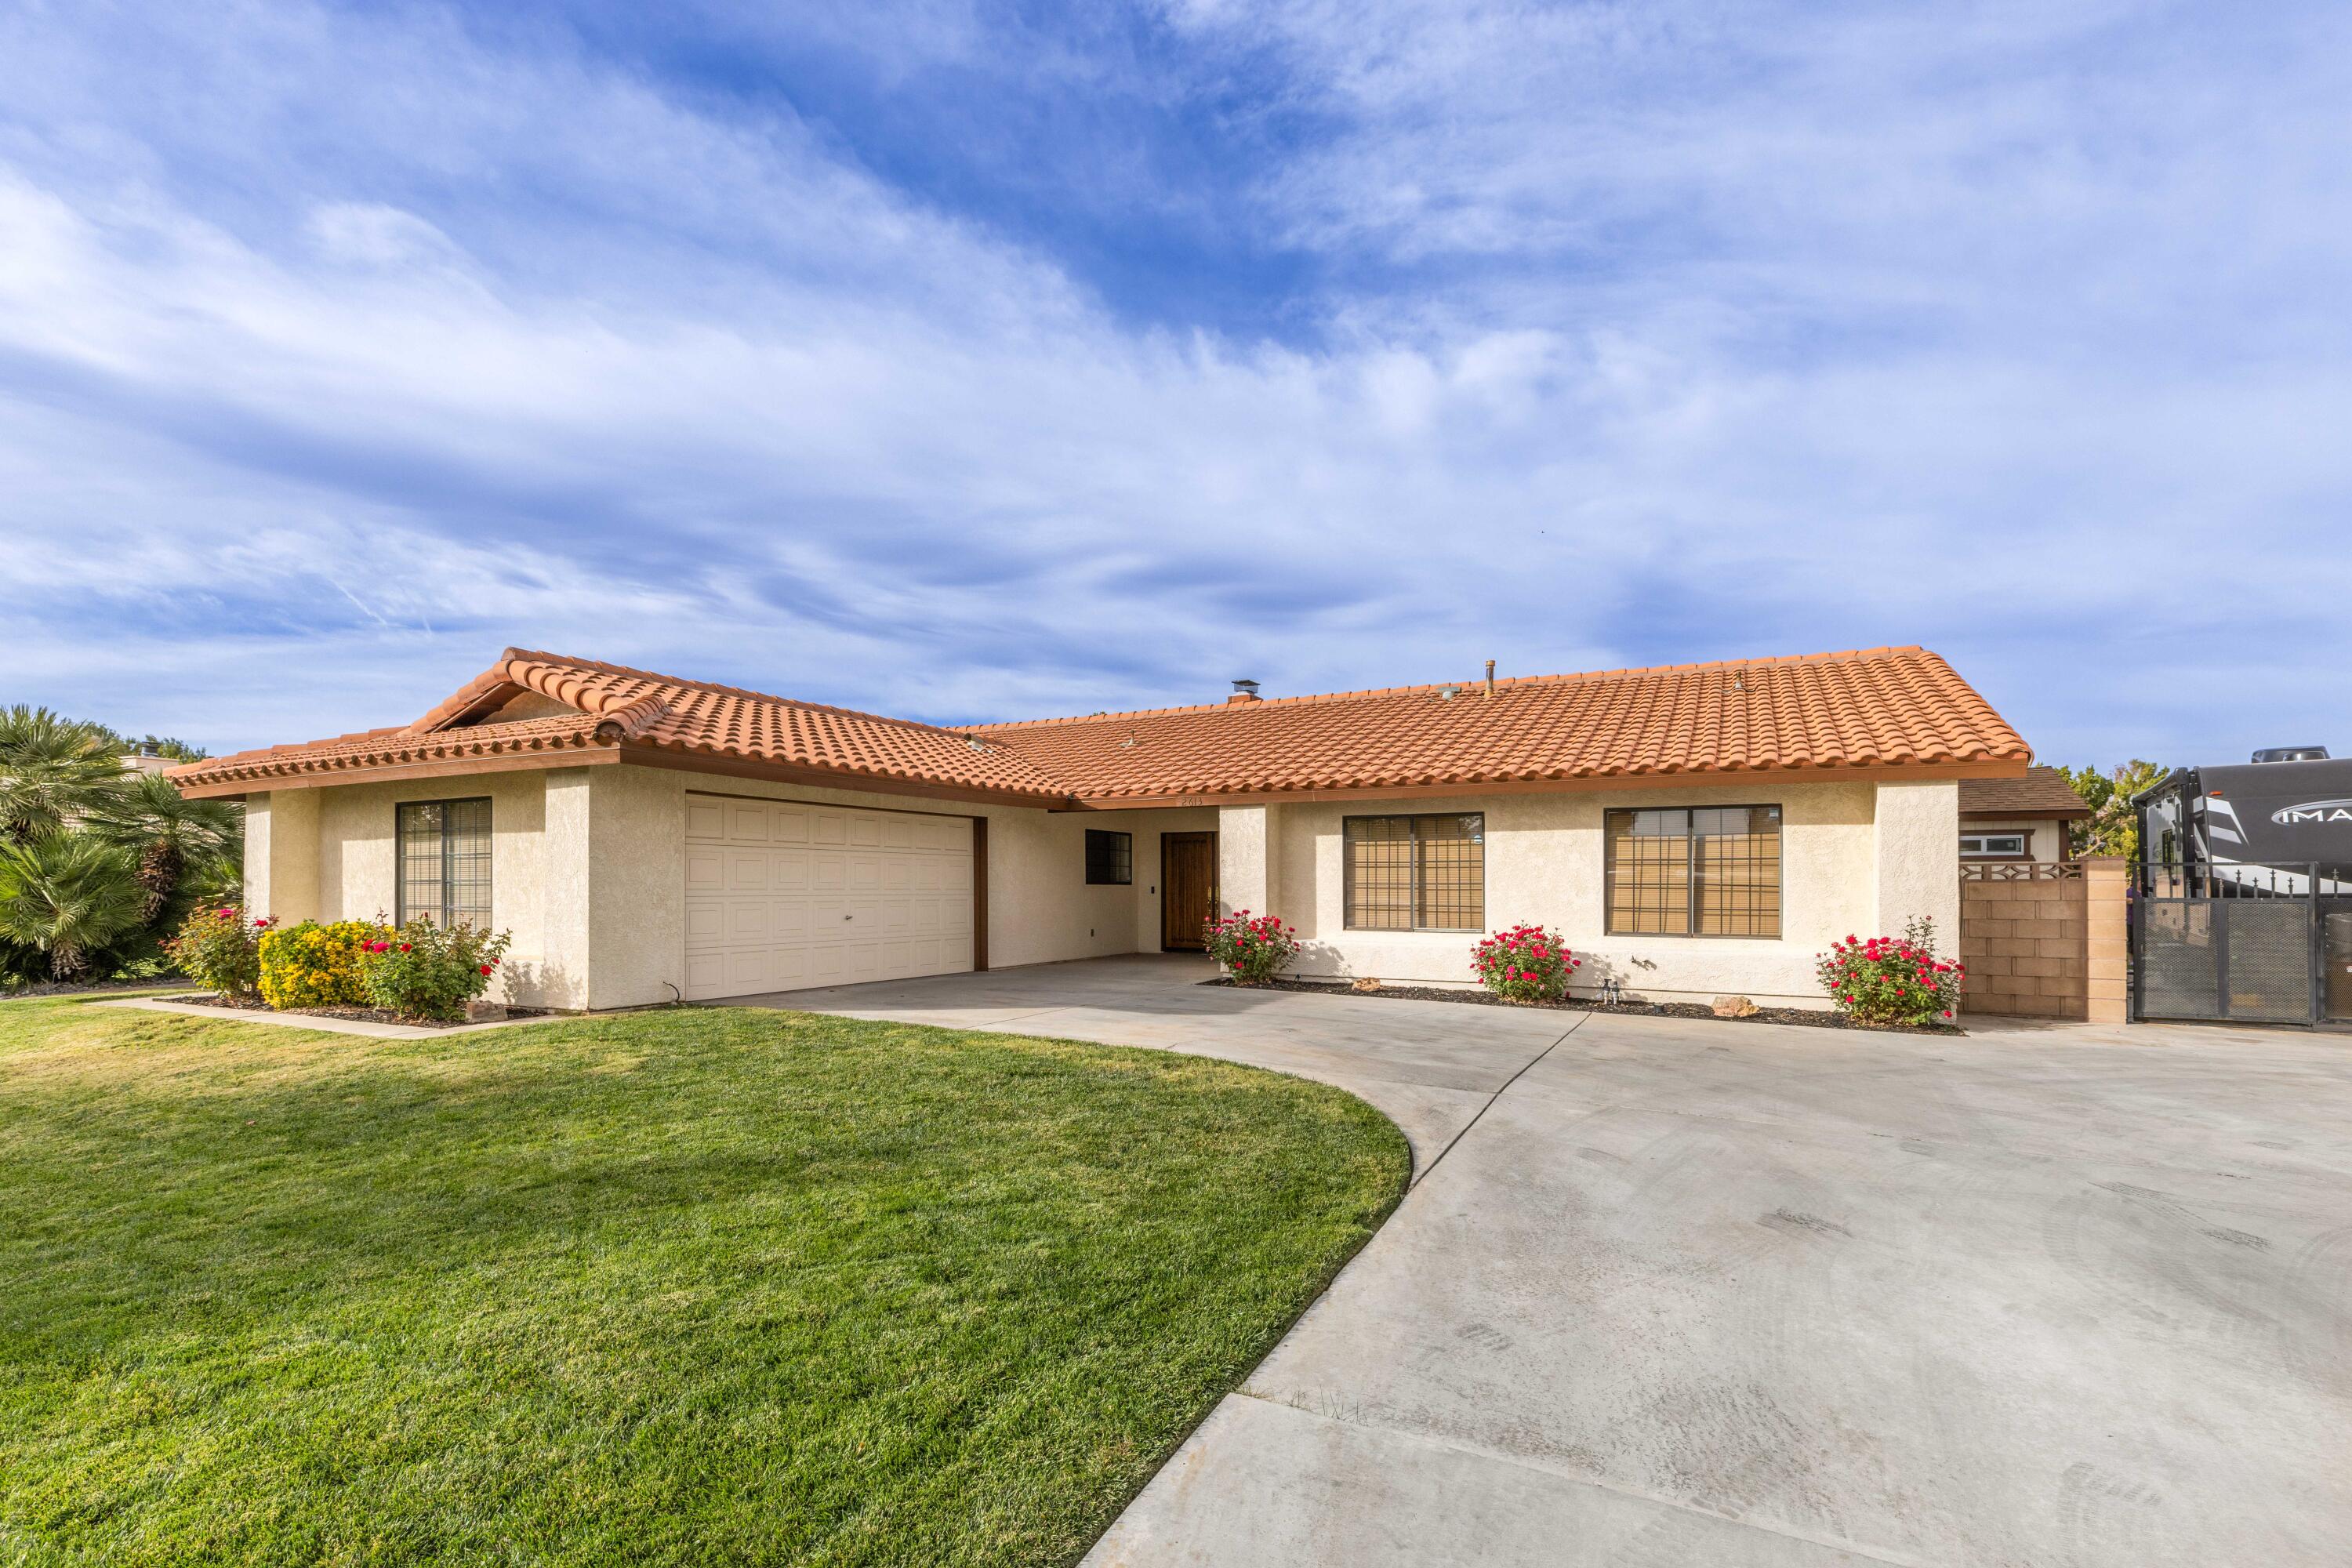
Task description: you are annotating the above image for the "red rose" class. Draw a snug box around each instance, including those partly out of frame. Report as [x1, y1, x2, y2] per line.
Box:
[399, 943, 412, 953]
[480, 964, 493, 976]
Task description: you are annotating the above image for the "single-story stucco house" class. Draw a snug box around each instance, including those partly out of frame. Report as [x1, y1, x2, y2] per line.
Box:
[169, 645, 2035, 1011]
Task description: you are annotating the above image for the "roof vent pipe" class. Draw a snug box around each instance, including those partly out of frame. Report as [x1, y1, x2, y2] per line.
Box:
[1229, 679, 1261, 705]
[1484, 659, 1496, 699]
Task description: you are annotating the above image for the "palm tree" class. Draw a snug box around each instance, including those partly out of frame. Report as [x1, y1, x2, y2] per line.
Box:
[85, 772, 242, 920]
[0, 706, 125, 845]
[0, 834, 147, 980]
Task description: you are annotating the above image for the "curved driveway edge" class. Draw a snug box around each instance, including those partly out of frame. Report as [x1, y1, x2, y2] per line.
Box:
[750, 955, 2352, 1567]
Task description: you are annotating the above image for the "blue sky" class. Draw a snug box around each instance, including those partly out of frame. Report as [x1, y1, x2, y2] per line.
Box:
[3, 1, 2348, 767]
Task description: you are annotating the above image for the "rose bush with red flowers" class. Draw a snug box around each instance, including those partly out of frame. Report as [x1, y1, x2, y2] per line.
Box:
[358, 917, 512, 1022]
[1816, 916, 1963, 1026]
[163, 906, 266, 998]
[1203, 909, 1299, 985]
[1472, 923, 1581, 1004]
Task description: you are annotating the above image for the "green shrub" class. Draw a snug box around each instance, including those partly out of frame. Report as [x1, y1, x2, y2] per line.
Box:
[1816, 916, 1964, 1025]
[258, 919, 384, 1010]
[1203, 909, 1298, 985]
[358, 920, 513, 1022]
[164, 905, 265, 997]
[1472, 923, 1581, 1004]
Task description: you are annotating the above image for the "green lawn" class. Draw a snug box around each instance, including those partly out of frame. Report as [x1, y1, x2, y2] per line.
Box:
[0, 999, 1407, 1566]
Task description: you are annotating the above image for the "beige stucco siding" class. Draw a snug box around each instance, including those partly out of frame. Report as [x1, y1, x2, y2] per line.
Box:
[1251, 779, 1935, 1007]
[252, 760, 1961, 1013]
[523, 766, 1215, 1007]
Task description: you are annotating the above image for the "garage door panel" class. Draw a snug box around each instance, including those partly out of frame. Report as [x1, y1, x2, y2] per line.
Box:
[684, 795, 974, 1001]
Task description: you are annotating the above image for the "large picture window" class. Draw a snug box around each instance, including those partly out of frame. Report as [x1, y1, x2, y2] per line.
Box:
[1344, 814, 1483, 931]
[397, 798, 492, 928]
[1084, 829, 1132, 886]
[1605, 806, 1780, 938]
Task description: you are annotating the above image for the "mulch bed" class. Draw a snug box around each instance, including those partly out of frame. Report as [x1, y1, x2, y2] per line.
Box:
[3, 976, 189, 1001]
[161, 994, 551, 1031]
[1203, 976, 1965, 1035]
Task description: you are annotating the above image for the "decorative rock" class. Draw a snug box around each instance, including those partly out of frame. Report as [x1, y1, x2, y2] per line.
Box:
[1711, 995, 1760, 1018]
[1351, 977, 1384, 993]
[465, 998, 510, 1023]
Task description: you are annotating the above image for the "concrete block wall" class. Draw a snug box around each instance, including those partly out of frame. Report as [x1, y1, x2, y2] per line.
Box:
[2083, 856, 2129, 1025]
[1959, 869, 2090, 1019]
[1958, 858, 2130, 1022]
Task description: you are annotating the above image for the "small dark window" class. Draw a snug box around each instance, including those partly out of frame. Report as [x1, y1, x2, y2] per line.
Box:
[1085, 829, 1132, 886]
[1343, 815, 1484, 930]
[1605, 806, 1780, 938]
[397, 798, 492, 927]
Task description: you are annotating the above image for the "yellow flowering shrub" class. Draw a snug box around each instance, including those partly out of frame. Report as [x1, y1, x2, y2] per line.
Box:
[257, 920, 387, 1010]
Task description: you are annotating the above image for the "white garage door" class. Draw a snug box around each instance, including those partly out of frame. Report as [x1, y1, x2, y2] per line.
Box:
[684, 793, 975, 1000]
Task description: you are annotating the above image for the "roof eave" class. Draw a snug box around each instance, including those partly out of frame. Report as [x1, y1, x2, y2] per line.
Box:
[1059, 755, 2032, 810]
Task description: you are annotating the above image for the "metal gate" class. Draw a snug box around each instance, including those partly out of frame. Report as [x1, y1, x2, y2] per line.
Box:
[2133, 862, 2352, 1025]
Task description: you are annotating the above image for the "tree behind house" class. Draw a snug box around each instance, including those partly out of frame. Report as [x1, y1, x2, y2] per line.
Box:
[2056, 760, 2168, 862]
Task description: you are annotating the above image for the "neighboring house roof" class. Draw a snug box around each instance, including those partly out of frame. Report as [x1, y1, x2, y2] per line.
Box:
[1958, 766, 2092, 820]
[171, 644, 2033, 804]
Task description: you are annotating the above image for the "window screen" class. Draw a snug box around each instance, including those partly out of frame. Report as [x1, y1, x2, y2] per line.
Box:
[396, 798, 492, 928]
[1605, 806, 1780, 937]
[1084, 829, 1132, 886]
[1344, 815, 1483, 930]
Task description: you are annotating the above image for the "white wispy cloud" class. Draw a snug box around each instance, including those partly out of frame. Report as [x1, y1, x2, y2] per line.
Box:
[0, 0, 2347, 764]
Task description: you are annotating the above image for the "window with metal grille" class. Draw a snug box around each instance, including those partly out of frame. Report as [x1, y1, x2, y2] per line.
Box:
[1343, 814, 1483, 930]
[1084, 829, 1132, 886]
[396, 798, 492, 928]
[1605, 806, 1780, 937]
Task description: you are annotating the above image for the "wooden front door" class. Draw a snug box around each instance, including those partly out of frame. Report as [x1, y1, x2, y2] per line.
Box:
[1161, 833, 1218, 951]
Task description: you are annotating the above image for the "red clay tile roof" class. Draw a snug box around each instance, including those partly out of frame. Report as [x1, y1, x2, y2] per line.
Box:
[978, 646, 2030, 798]
[1958, 765, 2091, 819]
[172, 645, 2031, 800]
[171, 650, 1070, 801]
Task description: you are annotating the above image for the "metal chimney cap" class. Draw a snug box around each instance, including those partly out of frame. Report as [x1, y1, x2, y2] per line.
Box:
[1230, 679, 1260, 695]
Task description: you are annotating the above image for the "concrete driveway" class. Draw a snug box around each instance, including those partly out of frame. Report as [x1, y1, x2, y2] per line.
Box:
[743, 956, 2352, 1566]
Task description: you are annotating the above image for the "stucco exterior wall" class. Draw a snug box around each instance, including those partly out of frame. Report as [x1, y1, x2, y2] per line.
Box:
[1250, 779, 1913, 1007]
[263, 758, 1962, 1012]
[241, 789, 321, 926]
[1874, 779, 1961, 948]
[537, 768, 1218, 1007]
[299, 770, 568, 1005]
